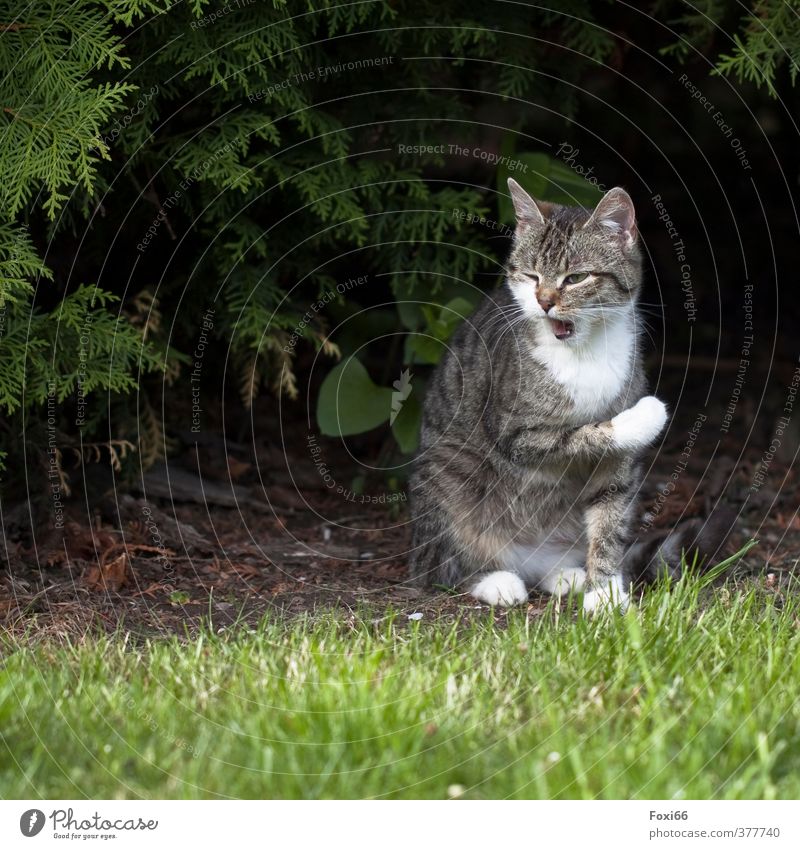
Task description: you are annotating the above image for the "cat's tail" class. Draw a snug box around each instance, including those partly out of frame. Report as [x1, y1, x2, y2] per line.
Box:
[625, 506, 736, 585]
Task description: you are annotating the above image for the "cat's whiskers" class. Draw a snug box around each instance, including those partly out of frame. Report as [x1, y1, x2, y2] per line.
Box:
[490, 311, 530, 339]
[479, 306, 528, 339]
[490, 313, 535, 352]
[574, 304, 659, 353]
[632, 315, 658, 352]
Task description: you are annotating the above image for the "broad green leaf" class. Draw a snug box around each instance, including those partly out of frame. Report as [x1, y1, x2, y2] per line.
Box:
[391, 382, 422, 454]
[404, 333, 442, 365]
[394, 280, 482, 334]
[316, 357, 393, 436]
[403, 296, 475, 365]
[396, 299, 423, 330]
[440, 296, 476, 323]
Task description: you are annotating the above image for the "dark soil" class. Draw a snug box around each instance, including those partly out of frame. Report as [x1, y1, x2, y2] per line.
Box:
[2, 382, 798, 641]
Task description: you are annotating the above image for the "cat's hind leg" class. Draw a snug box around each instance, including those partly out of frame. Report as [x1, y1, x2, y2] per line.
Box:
[409, 479, 486, 588]
[408, 505, 462, 588]
[410, 478, 534, 606]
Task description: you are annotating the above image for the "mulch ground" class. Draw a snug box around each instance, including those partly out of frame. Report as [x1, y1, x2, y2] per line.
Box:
[1, 408, 798, 641]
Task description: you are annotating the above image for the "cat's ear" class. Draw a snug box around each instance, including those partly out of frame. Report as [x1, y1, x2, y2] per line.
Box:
[584, 187, 637, 248]
[507, 178, 549, 227]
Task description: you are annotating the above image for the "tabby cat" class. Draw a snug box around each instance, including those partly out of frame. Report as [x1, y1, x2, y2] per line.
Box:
[409, 178, 715, 611]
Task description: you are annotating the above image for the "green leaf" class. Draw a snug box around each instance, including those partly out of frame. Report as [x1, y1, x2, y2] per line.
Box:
[391, 380, 422, 454]
[169, 591, 191, 607]
[439, 296, 476, 323]
[404, 333, 443, 366]
[403, 297, 475, 365]
[694, 539, 758, 589]
[316, 357, 393, 437]
[394, 279, 483, 328]
[396, 299, 423, 330]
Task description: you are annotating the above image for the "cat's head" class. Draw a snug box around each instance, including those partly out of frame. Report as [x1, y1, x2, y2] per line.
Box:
[505, 178, 643, 345]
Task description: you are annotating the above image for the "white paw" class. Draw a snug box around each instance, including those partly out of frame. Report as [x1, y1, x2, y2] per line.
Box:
[582, 574, 630, 613]
[611, 395, 667, 450]
[538, 566, 586, 598]
[471, 571, 529, 607]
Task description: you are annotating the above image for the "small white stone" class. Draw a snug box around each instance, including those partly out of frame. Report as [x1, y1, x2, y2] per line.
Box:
[407, 612, 423, 621]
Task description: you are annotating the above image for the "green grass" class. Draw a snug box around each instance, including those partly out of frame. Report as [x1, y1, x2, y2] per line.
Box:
[1, 571, 799, 799]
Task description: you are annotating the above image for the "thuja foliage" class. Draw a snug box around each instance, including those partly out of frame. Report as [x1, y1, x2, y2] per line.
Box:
[713, 1, 800, 95]
[0, 0, 795, 481]
[0, 1, 168, 477]
[0, 0, 620, 479]
[663, 0, 800, 94]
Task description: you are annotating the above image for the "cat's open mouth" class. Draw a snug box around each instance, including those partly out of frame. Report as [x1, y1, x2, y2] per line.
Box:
[548, 317, 575, 340]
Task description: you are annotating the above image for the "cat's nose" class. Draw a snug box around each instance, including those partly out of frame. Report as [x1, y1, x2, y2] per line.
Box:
[537, 291, 557, 312]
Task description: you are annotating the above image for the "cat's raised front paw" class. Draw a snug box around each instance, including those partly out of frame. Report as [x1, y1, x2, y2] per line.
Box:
[471, 571, 529, 607]
[582, 574, 630, 613]
[611, 395, 667, 449]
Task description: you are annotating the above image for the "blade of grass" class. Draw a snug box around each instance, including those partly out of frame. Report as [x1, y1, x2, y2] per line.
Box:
[695, 539, 758, 589]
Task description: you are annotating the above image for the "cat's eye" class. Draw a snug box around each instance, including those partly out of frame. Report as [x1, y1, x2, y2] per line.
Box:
[564, 272, 590, 285]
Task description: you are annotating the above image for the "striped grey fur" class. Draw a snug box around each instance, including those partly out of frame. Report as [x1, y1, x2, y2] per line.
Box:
[408, 179, 725, 609]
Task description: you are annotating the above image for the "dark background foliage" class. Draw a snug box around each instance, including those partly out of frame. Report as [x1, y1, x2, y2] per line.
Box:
[1, 0, 798, 507]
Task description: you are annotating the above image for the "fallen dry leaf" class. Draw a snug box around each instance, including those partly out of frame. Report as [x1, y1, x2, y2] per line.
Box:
[227, 455, 251, 481]
[0, 598, 20, 619]
[83, 551, 129, 592]
[224, 563, 261, 578]
[45, 521, 118, 566]
[131, 581, 174, 599]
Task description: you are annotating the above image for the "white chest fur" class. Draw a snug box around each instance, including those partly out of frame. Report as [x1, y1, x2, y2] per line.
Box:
[532, 308, 636, 420]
